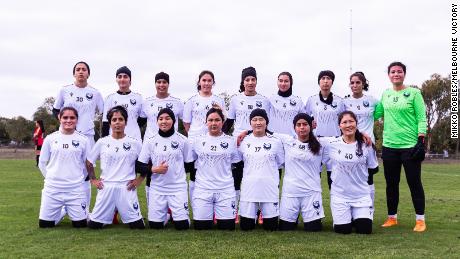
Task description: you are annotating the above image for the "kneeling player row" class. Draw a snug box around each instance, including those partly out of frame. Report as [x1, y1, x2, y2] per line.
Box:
[38, 106, 378, 234]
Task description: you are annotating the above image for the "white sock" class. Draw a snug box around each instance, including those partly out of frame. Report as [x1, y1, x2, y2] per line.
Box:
[388, 214, 397, 219]
[416, 214, 425, 221]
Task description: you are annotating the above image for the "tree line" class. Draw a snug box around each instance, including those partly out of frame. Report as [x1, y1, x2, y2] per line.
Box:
[0, 74, 457, 156]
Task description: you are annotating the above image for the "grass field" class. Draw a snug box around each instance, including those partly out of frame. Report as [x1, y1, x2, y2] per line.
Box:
[0, 160, 459, 258]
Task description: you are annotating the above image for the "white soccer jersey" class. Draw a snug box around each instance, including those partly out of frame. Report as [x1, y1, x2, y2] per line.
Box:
[87, 135, 142, 182]
[277, 134, 324, 197]
[38, 131, 90, 191]
[227, 93, 271, 136]
[183, 94, 225, 138]
[142, 95, 184, 140]
[268, 95, 304, 136]
[103, 92, 144, 140]
[343, 95, 378, 143]
[238, 134, 284, 202]
[53, 84, 104, 136]
[322, 137, 379, 200]
[304, 94, 345, 137]
[186, 133, 241, 192]
[138, 132, 189, 195]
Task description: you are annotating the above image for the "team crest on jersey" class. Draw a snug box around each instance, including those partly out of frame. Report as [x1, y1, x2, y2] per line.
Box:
[86, 93, 93, 100]
[130, 99, 137, 106]
[313, 201, 320, 215]
[220, 142, 229, 149]
[72, 140, 79, 148]
[123, 143, 131, 151]
[184, 202, 188, 210]
[363, 101, 369, 107]
[263, 143, 271, 150]
[231, 201, 236, 209]
[81, 202, 87, 211]
[289, 99, 297, 106]
[133, 202, 139, 210]
[298, 144, 306, 150]
[355, 148, 363, 157]
[166, 103, 173, 109]
[331, 102, 337, 108]
[273, 202, 278, 209]
[403, 92, 411, 98]
[171, 141, 179, 149]
[256, 101, 262, 108]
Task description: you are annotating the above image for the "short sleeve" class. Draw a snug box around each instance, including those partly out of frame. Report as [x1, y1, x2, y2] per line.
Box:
[53, 88, 65, 110]
[102, 95, 111, 122]
[366, 146, 379, 169]
[275, 139, 285, 168]
[184, 139, 197, 163]
[87, 139, 102, 165]
[227, 97, 236, 120]
[182, 98, 193, 123]
[96, 91, 104, 115]
[138, 141, 151, 164]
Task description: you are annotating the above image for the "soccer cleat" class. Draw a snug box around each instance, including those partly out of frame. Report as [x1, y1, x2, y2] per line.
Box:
[413, 220, 426, 232]
[258, 212, 263, 225]
[381, 217, 398, 227]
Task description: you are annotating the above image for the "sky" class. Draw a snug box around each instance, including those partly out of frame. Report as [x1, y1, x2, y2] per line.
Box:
[0, 0, 452, 119]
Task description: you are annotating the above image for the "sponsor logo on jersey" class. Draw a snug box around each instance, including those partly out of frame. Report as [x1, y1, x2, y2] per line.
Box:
[263, 143, 271, 150]
[247, 143, 251, 148]
[202, 141, 206, 146]
[195, 102, 199, 107]
[166, 103, 173, 109]
[70, 92, 74, 97]
[331, 102, 337, 108]
[403, 92, 410, 98]
[220, 142, 229, 149]
[72, 140, 80, 147]
[256, 101, 262, 108]
[171, 141, 179, 149]
[130, 99, 137, 105]
[184, 202, 188, 210]
[86, 93, 93, 100]
[290, 99, 297, 106]
[123, 143, 131, 151]
[363, 101, 369, 107]
[133, 201, 139, 210]
[355, 148, 363, 157]
[338, 149, 342, 154]
[240, 101, 244, 106]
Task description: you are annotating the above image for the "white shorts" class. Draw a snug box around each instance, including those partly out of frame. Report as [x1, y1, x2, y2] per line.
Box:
[192, 189, 236, 220]
[330, 195, 373, 225]
[148, 190, 189, 222]
[39, 187, 87, 221]
[239, 201, 279, 219]
[90, 182, 143, 224]
[280, 192, 325, 223]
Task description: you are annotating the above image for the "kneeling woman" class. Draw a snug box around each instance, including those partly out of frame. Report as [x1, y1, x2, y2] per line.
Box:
[323, 111, 378, 234]
[186, 107, 241, 230]
[278, 113, 324, 231]
[38, 107, 90, 228]
[87, 106, 145, 229]
[238, 109, 284, 231]
[138, 108, 190, 230]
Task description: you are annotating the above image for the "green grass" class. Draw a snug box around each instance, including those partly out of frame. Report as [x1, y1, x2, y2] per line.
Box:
[0, 160, 459, 258]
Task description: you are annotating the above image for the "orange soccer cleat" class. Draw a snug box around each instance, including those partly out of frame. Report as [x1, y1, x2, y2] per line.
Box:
[413, 220, 426, 232]
[381, 217, 398, 227]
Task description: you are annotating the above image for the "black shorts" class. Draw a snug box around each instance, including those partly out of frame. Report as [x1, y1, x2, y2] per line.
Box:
[381, 146, 412, 161]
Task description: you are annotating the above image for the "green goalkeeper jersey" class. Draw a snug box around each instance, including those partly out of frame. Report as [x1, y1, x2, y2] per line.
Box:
[374, 86, 427, 149]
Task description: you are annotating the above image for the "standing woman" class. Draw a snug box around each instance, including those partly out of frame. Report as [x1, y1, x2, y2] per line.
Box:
[87, 106, 145, 229]
[278, 113, 324, 231]
[33, 120, 45, 166]
[375, 62, 427, 232]
[141, 72, 184, 212]
[323, 111, 379, 234]
[223, 67, 271, 219]
[38, 107, 91, 228]
[343, 72, 379, 204]
[183, 71, 225, 202]
[304, 70, 345, 189]
[52, 61, 104, 212]
[268, 72, 304, 136]
[186, 107, 241, 230]
[238, 109, 284, 231]
[102, 66, 145, 140]
[137, 108, 190, 230]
